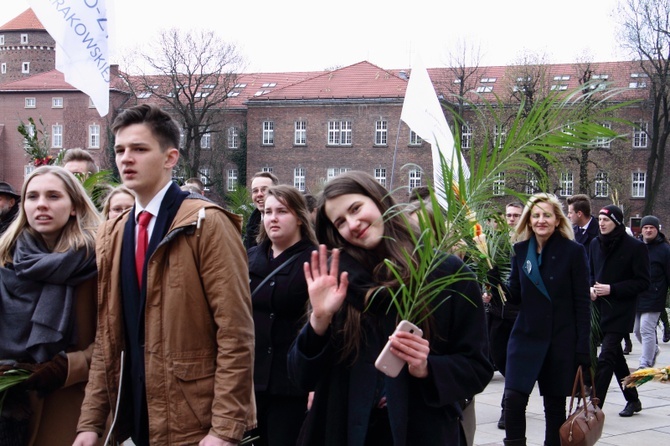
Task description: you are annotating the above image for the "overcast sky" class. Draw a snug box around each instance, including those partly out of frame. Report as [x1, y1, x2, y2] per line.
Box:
[2, 0, 631, 73]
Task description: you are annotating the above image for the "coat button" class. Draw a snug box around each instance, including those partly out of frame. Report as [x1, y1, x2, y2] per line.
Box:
[270, 281, 275, 287]
[267, 347, 272, 354]
[269, 313, 275, 319]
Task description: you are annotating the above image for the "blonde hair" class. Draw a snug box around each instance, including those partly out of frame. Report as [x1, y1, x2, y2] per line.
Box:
[0, 166, 101, 264]
[102, 185, 135, 219]
[514, 193, 574, 242]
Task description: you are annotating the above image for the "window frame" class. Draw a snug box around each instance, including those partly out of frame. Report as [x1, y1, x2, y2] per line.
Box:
[327, 120, 352, 146]
[294, 167, 306, 191]
[633, 122, 648, 148]
[294, 121, 306, 146]
[88, 124, 100, 149]
[374, 120, 388, 146]
[374, 168, 387, 187]
[227, 168, 238, 192]
[632, 171, 646, 198]
[262, 121, 274, 146]
[52, 124, 63, 149]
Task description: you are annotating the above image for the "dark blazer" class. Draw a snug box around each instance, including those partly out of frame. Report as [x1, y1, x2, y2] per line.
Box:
[573, 216, 599, 250]
[505, 231, 591, 396]
[589, 232, 650, 333]
[287, 252, 493, 446]
[636, 232, 670, 313]
[120, 182, 188, 442]
[248, 238, 315, 395]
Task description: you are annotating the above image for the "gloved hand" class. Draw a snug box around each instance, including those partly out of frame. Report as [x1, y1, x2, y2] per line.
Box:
[18, 354, 68, 397]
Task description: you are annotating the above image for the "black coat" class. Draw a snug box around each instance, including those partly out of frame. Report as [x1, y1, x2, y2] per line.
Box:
[248, 238, 315, 395]
[505, 232, 591, 396]
[287, 251, 493, 446]
[244, 208, 261, 250]
[637, 232, 670, 313]
[589, 232, 650, 333]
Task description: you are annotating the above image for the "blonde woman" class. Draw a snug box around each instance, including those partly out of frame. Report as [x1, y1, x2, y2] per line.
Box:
[0, 166, 101, 446]
[502, 193, 591, 446]
[101, 185, 135, 220]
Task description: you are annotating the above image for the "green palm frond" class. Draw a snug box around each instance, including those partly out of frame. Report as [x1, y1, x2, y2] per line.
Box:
[380, 85, 632, 323]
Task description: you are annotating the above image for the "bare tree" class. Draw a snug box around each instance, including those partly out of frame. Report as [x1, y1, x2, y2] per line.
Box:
[617, 0, 670, 214]
[436, 39, 484, 119]
[122, 28, 246, 182]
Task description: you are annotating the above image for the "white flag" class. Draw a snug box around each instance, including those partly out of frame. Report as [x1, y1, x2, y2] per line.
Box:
[29, 0, 110, 117]
[400, 58, 469, 206]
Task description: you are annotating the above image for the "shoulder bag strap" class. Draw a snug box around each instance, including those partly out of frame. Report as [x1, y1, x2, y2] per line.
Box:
[251, 253, 300, 298]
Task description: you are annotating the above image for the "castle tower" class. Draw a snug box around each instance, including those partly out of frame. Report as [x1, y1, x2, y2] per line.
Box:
[0, 8, 55, 85]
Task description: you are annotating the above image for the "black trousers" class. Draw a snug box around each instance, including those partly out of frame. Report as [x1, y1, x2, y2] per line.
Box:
[504, 388, 565, 446]
[252, 392, 307, 446]
[595, 332, 639, 405]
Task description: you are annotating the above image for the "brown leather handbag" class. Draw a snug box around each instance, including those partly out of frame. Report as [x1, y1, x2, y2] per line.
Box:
[559, 366, 605, 446]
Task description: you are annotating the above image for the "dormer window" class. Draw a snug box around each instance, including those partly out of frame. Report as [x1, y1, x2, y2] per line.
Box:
[22, 62, 30, 74]
[21, 34, 28, 44]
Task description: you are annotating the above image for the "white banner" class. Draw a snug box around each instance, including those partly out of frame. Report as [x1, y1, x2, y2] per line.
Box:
[400, 57, 469, 207]
[29, 0, 110, 117]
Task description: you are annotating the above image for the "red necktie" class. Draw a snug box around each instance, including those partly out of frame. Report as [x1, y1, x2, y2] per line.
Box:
[135, 211, 152, 288]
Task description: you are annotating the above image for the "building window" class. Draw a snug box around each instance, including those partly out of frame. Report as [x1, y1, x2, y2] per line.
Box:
[262, 121, 274, 145]
[294, 167, 306, 191]
[525, 172, 538, 195]
[594, 171, 609, 198]
[227, 168, 238, 191]
[200, 167, 210, 187]
[629, 73, 648, 89]
[633, 122, 648, 148]
[295, 121, 306, 145]
[52, 97, 63, 108]
[0, 63, 6, 74]
[409, 130, 422, 146]
[201, 132, 211, 149]
[494, 125, 506, 149]
[21, 34, 28, 44]
[52, 124, 63, 148]
[375, 120, 388, 146]
[408, 169, 422, 191]
[228, 127, 239, 149]
[22, 62, 30, 73]
[374, 168, 387, 187]
[89, 98, 95, 108]
[261, 166, 273, 173]
[493, 172, 505, 196]
[632, 171, 646, 198]
[327, 167, 351, 181]
[461, 123, 472, 149]
[0, 35, 4, 45]
[88, 125, 100, 149]
[594, 122, 612, 148]
[559, 171, 574, 196]
[24, 164, 35, 178]
[328, 120, 352, 146]
[25, 97, 36, 108]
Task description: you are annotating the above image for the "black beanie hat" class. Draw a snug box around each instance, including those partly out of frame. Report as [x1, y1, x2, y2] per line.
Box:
[599, 205, 624, 227]
[640, 215, 660, 231]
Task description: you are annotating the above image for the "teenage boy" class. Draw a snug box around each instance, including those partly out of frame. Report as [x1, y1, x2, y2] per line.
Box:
[74, 104, 255, 446]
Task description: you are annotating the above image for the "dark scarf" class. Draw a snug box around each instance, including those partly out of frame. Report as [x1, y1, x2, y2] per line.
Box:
[0, 231, 97, 363]
[596, 224, 626, 256]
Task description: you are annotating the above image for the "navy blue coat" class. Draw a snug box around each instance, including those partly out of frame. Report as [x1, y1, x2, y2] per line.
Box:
[573, 216, 599, 250]
[589, 232, 650, 333]
[505, 232, 591, 396]
[287, 251, 493, 446]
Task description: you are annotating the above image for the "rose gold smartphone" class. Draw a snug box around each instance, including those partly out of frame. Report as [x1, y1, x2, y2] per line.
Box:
[374, 320, 424, 378]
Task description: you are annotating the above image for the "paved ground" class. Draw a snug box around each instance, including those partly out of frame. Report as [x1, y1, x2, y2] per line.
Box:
[474, 326, 670, 445]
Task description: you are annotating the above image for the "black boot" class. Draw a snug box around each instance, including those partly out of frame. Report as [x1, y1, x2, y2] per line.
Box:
[623, 337, 632, 355]
[498, 409, 505, 429]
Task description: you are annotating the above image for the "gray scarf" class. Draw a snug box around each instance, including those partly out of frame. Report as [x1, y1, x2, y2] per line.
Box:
[0, 231, 97, 363]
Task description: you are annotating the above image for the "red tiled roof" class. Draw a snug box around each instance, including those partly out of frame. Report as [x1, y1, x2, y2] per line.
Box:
[0, 69, 76, 91]
[248, 61, 407, 102]
[0, 8, 45, 31]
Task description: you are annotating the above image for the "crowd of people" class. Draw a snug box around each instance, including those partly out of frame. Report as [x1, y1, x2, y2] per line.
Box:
[0, 103, 668, 446]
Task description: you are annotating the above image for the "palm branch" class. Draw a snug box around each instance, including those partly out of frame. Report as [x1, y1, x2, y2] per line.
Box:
[379, 85, 632, 324]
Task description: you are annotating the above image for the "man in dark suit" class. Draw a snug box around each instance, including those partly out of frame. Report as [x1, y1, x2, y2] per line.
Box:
[567, 194, 599, 249]
[74, 105, 255, 446]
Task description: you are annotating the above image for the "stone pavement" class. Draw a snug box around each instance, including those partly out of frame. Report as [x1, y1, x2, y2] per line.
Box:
[474, 327, 670, 445]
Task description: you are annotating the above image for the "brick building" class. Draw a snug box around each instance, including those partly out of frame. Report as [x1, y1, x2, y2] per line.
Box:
[1, 8, 668, 228]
